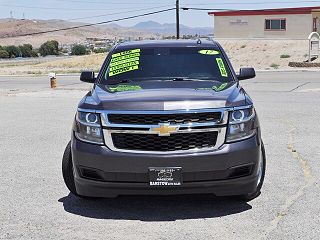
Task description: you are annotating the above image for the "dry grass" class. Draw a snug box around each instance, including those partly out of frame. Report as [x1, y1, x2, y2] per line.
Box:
[36, 53, 105, 72]
[37, 53, 105, 68]
[219, 39, 311, 70]
[0, 53, 106, 75]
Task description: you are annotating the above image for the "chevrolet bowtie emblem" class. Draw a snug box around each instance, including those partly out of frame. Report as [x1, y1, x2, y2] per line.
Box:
[151, 124, 179, 136]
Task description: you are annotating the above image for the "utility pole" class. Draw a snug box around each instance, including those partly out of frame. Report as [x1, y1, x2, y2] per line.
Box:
[176, 0, 180, 39]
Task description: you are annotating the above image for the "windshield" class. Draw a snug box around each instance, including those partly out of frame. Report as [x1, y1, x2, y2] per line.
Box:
[101, 47, 234, 85]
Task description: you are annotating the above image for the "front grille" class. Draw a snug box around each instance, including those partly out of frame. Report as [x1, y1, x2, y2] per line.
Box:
[112, 131, 218, 152]
[108, 112, 222, 125]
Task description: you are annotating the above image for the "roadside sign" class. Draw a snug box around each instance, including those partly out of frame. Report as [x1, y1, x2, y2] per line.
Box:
[308, 32, 320, 62]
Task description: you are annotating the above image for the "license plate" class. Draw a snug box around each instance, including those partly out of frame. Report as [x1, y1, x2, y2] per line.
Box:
[149, 167, 182, 186]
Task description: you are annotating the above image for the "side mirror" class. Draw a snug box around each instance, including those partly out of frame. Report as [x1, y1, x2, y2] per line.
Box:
[237, 68, 256, 81]
[80, 71, 95, 83]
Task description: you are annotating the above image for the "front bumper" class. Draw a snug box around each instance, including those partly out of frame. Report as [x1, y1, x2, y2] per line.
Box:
[71, 134, 262, 198]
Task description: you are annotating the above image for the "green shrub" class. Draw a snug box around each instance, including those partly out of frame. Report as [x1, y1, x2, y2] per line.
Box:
[92, 48, 109, 54]
[30, 50, 38, 57]
[280, 54, 291, 59]
[270, 63, 280, 69]
[240, 45, 246, 49]
[39, 40, 59, 56]
[0, 49, 10, 58]
[18, 44, 38, 58]
[71, 44, 87, 55]
[4, 45, 21, 58]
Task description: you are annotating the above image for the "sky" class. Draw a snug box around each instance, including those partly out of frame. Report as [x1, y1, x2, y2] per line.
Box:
[1, 0, 320, 27]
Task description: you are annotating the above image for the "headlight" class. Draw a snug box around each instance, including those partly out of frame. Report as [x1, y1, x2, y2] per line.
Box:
[74, 111, 104, 145]
[226, 107, 256, 143]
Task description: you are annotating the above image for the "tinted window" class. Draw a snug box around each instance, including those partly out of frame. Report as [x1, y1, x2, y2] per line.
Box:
[265, 19, 286, 30]
[101, 47, 234, 84]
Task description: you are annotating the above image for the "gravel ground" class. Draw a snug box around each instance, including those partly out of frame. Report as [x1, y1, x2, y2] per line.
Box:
[0, 72, 319, 240]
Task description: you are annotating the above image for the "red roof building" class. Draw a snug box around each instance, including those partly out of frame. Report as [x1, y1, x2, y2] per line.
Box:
[208, 6, 320, 39]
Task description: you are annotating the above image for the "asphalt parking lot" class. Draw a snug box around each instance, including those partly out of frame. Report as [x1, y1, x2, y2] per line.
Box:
[0, 71, 320, 239]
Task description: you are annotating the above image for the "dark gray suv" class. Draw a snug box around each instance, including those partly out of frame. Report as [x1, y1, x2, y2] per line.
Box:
[62, 40, 266, 201]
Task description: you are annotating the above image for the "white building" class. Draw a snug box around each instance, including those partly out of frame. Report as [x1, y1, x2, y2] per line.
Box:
[208, 6, 320, 39]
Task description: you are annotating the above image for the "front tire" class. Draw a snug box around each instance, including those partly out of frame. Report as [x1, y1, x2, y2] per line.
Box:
[238, 141, 266, 201]
[62, 141, 79, 197]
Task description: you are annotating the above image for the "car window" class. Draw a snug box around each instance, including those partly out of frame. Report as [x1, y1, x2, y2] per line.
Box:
[101, 47, 234, 84]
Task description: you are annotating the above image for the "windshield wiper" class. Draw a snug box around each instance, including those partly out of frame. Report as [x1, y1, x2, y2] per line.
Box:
[171, 77, 219, 82]
[107, 79, 132, 85]
[172, 77, 189, 81]
[107, 77, 221, 84]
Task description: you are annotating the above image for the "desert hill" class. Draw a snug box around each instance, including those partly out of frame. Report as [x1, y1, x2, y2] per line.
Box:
[0, 18, 156, 47]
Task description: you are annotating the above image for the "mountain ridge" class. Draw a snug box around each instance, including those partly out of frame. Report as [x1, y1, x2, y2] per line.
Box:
[133, 20, 212, 35]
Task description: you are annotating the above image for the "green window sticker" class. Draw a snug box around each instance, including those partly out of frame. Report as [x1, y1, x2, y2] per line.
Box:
[212, 83, 228, 92]
[109, 65, 139, 77]
[108, 84, 142, 92]
[216, 58, 228, 77]
[111, 48, 140, 58]
[109, 49, 141, 77]
[110, 61, 140, 72]
[110, 57, 140, 67]
[195, 83, 228, 92]
[111, 52, 140, 63]
[198, 50, 220, 55]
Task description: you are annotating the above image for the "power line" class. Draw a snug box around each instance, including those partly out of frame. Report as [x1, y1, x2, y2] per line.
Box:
[0, 3, 169, 11]
[0, 3, 119, 11]
[1, 8, 175, 38]
[65, 4, 174, 22]
[52, 0, 173, 5]
[182, 0, 320, 5]
[49, 0, 320, 5]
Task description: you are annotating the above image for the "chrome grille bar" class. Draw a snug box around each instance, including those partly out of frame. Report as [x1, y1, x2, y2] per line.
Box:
[100, 109, 229, 128]
[97, 108, 230, 154]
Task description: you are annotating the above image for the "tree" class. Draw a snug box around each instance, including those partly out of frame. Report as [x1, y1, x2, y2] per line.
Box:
[30, 50, 39, 57]
[39, 40, 59, 56]
[18, 44, 38, 58]
[4, 45, 21, 58]
[0, 49, 10, 58]
[71, 44, 87, 55]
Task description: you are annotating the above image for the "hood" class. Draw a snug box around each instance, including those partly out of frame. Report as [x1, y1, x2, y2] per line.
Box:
[78, 82, 249, 111]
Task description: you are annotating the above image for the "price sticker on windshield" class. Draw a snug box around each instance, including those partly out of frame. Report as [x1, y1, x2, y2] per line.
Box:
[198, 50, 220, 55]
[108, 49, 141, 77]
[216, 58, 228, 77]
